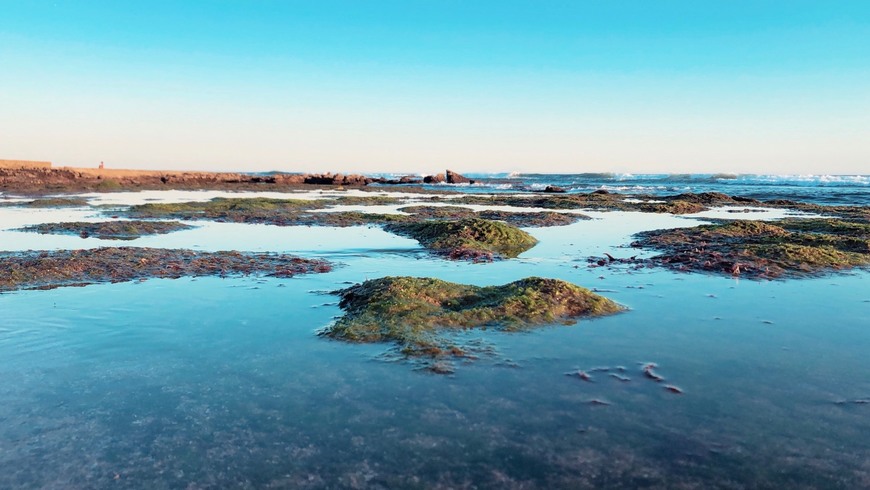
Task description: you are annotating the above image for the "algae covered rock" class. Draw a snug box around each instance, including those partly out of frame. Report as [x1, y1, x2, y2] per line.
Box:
[385, 218, 538, 260]
[0, 247, 333, 292]
[633, 218, 870, 279]
[398, 206, 587, 228]
[18, 220, 192, 240]
[322, 276, 624, 367]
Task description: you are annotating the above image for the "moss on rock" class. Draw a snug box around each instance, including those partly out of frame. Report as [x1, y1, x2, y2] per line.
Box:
[0, 247, 332, 292]
[385, 218, 538, 260]
[322, 276, 624, 367]
[125, 197, 326, 221]
[18, 220, 192, 240]
[633, 218, 870, 279]
[21, 197, 90, 208]
[399, 205, 587, 227]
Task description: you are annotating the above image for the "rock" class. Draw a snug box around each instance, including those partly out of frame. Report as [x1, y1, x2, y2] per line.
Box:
[445, 169, 473, 184]
[543, 185, 567, 193]
[385, 218, 539, 260]
[423, 173, 446, 184]
[322, 276, 625, 369]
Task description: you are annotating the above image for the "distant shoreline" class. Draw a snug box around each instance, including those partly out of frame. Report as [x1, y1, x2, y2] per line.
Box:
[0, 164, 435, 195]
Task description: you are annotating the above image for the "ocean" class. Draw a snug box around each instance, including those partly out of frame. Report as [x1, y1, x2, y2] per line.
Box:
[0, 182, 868, 488]
[370, 172, 870, 206]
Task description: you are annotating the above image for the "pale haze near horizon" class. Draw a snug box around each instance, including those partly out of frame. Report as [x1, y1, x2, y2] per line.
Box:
[1, 1, 868, 175]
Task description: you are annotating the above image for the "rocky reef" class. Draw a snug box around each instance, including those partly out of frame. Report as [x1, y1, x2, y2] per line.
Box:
[632, 218, 870, 279]
[385, 218, 539, 261]
[18, 220, 192, 240]
[0, 247, 332, 292]
[322, 276, 624, 372]
[398, 205, 588, 227]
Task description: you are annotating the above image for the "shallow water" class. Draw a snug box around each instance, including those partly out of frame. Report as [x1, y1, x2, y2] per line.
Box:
[1, 194, 868, 488]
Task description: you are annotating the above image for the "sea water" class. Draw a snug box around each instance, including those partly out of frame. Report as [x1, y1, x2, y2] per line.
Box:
[0, 189, 868, 488]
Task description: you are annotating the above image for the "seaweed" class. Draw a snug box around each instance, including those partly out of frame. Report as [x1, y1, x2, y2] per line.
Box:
[17, 220, 193, 240]
[122, 197, 416, 227]
[631, 218, 870, 279]
[124, 197, 327, 220]
[385, 218, 538, 260]
[322, 276, 624, 370]
[20, 197, 90, 208]
[399, 205, 588, 227]
[0, 247, 332, 292]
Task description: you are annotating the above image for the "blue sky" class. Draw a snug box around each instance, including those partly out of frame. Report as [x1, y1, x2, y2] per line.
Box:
[1, 1, 868, 173]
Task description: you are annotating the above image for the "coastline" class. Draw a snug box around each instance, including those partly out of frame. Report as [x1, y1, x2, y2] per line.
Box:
[0, 173, 868, 488]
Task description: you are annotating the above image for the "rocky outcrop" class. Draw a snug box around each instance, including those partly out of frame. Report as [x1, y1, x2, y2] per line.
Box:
[423, 173, 446, 184]
[0, 167, 408, 194]
[303, 173, 373, 186]
[445, 169, 474, 184]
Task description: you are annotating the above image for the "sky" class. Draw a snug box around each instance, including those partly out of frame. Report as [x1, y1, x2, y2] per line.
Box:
[1, 1, 868, 175]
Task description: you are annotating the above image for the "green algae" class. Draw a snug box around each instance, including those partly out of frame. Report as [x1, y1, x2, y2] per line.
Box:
[322, 276, 624, 368]
[399, 205, 587, 227]
[0, 247, 333, 292]
[329, 195, 404, 206]
[633, 218, 870, 279]
[385, 218, 538, 260]
[20, 197, 90, 208]
[122, 197, 415, 227]
[398, 205, 476, 219]
[17, 220, 193, 240]
[125, 197, 327, 221]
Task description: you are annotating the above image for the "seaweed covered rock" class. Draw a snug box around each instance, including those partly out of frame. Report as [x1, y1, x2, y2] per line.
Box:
[20, 197, 90, 208]
[124, 197, 326, 221]
[385, 218, 538, 261]
[322, 276, 624, 368]
[0, 247, 332, 292]
[122, 197, 412, 227]
[399, 206, 587, 227]
[18, 220, 192, 240]
[633, 218, 870, 279]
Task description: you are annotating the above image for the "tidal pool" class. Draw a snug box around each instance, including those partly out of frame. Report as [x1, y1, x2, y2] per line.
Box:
[0, 194, 868, 488]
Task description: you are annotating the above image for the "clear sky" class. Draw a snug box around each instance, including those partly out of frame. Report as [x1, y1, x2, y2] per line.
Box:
[1, 1, 868, 174]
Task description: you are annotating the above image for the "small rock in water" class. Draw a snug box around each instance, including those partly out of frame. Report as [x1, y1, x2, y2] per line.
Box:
[566, 370, 593, 382]
[641, 363, 665, 382]
[587, 399, 611, 406]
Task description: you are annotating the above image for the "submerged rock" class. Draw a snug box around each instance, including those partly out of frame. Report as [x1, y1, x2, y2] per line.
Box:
[0, 247, 332, 292]
[322, 276, 624, 368]
[385, 218, 538, 260]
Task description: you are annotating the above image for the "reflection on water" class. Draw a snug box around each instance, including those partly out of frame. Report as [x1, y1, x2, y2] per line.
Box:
[1, 199, 868, 488]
